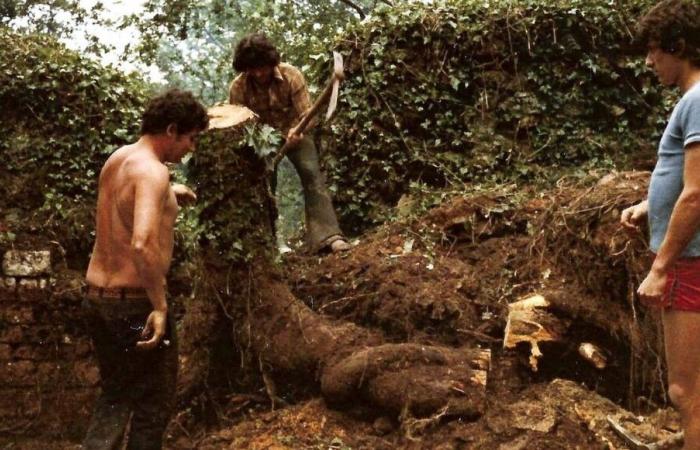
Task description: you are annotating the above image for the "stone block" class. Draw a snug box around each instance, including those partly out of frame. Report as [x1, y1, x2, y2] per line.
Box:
[0, 305, 34, 324]
[13, 344, 54, 361]
[0, 325, 23, 344]
[59, 338, 93, 360]
[0, 389, 41, 418]
[35, 361, 62, 385]
[30, 359, 99, 387]
[51, 274, 84, 305]
[0, 277, 16, 301]
[72, 360, 100, 386]
[74, 338, 93, 357]
[0, 360, 36, 386]
[3, 250, 51, 277]
[17, 278, 49, 302]
[4, 325, 53, 345]
[13, 345, 32, 360]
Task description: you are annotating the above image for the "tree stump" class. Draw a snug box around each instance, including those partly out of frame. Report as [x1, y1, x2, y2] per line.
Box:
[179, 110, 490, 419]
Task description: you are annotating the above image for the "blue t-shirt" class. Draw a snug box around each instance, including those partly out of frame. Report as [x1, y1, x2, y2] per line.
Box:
[648, 82, 700, 256]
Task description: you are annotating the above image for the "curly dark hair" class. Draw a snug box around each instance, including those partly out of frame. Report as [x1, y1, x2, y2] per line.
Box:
[232, 33, 280, 72]
[140, 88, 209, 135]
[636, 0, 700, 67]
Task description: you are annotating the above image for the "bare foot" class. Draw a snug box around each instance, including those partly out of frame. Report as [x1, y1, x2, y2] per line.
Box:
[330, 239, 352, 253]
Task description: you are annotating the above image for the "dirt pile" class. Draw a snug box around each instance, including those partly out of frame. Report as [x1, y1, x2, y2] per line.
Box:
[290, 171, 655, 383]
[192, 379, 679, 449]
[161, 170, 677, 449]
[1, 169, 677, 449]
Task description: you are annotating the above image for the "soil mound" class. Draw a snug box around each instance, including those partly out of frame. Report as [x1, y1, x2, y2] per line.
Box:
[200, 170, 674, 449]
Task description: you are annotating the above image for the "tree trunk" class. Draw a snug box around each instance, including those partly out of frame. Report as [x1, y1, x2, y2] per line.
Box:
[178, 120, 490, 419]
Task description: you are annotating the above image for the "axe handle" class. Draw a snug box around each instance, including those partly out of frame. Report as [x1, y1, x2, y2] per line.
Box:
[271, 77, 337, 168]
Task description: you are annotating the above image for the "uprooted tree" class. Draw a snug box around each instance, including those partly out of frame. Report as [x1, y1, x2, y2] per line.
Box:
[180, 120, 665, 427]
[179, 118, 492, 421]
[174, 0, 673, 425]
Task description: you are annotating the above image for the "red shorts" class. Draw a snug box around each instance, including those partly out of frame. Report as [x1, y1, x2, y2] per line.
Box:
[663, 257, 700, 311]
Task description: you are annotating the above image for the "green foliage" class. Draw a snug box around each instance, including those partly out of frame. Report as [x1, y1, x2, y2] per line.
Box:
[122, 0, 382, 103]
[317, 0, 671, 232]
[2, 0, 84, 32]
[0, 27, 148, 255]
[243, 123, 282, 158]
[124, 0, 673, 235]
[275, 158, 305, 249]
[188, 125, 278, 264]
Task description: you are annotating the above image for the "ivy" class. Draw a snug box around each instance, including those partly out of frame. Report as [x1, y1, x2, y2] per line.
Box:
[0, 27, 149, 256]
[189, 125, 277, 264]
[312, 0, 672, 233]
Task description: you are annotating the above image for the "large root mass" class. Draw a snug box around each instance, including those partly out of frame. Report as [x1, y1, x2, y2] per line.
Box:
[179, 127, 491, 421]
[178, 122, 668, 448]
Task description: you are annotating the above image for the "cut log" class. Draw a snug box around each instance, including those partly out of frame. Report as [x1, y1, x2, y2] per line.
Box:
[207, 104, 257, 129]
[503, 294, 567, 371]
[578, 342, 607, 370]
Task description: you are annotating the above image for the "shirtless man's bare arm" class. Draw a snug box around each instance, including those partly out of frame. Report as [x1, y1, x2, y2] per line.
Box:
[130, 162, 172, 350]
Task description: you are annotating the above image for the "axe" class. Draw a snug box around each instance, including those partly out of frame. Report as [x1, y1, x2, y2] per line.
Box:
[269, 51, 344, 171]
[606, 416, 683, 450]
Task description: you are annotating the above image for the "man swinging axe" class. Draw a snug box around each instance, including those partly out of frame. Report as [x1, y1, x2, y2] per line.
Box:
[228, 33, 351, 254]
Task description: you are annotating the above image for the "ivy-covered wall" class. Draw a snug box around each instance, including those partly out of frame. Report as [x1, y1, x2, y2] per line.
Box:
[0, 0, 675, 247]
[319, 0, 668, 232]
[0, 27, 148, 260]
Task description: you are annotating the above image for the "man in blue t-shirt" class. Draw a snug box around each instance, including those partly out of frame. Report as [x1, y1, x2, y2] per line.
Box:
[621, 1, 700, 447]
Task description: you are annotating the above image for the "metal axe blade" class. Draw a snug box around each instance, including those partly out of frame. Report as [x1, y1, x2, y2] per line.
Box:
[326, 51, 344, 120]
[606, 416, 659, 450]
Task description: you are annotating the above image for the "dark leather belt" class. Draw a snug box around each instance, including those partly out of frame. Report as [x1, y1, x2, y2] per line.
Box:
[84, 284, 149, 300]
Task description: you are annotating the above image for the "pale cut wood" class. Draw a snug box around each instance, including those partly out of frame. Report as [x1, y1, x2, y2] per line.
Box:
[207, 104, 257, 130]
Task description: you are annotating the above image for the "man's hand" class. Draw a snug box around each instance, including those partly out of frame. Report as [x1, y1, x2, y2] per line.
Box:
[637, 268, 669, 308]
[620, 200, 649, 234]
[136, 309, 167, 350]
[286, 127, 303, 146]
[172, 183, 197, 207]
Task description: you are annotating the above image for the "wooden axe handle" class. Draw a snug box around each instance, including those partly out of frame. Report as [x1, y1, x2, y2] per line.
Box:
[271, 77, 337, 168]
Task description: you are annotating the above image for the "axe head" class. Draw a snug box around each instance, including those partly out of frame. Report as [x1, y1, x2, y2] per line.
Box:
[606, 416, 655, 450]
[326, 51, 344, 120]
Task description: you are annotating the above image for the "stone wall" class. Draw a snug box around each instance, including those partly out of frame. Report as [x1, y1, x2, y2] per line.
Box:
[0, 250, 97, 441]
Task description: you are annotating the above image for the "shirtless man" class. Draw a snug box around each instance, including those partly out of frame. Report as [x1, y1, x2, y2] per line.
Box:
[82, 89, 208, 450]
[621, 1, 700, 448]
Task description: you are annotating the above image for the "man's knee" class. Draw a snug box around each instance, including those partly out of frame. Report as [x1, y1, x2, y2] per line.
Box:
[296, 164, 323, 187]
[290, 156, 323, 187]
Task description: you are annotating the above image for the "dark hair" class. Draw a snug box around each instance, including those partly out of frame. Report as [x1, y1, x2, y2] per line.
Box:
[232, 33, 280, 72]
[140, 88, 209, 135]
[636, 0, 700, 67]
